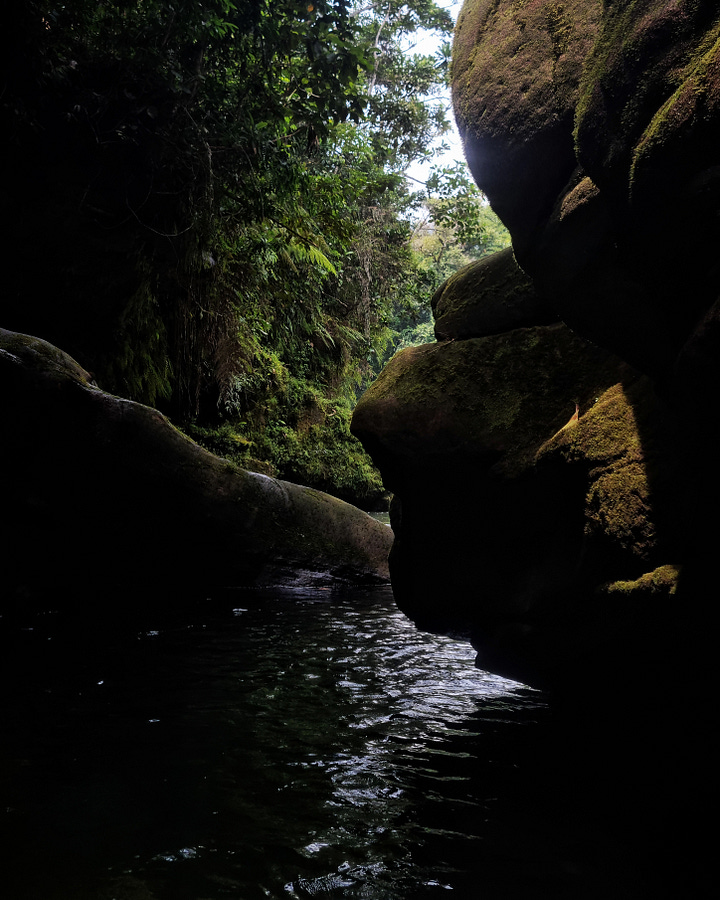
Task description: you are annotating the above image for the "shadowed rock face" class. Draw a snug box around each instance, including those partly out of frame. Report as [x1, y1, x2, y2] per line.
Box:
[352, 274, 682, 688]
[1, 329, 392, 609]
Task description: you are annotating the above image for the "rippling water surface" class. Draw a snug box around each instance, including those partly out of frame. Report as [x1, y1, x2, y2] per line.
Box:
[1, 585, 637, 899]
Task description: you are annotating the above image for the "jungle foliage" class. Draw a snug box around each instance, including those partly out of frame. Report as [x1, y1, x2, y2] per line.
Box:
[1, 1, 509, 506]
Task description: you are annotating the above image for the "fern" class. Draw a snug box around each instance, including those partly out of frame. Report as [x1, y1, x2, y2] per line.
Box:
[287, 239, 338, 276]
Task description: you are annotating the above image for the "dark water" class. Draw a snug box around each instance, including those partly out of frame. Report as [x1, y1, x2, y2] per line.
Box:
[1, 585, 662, 899]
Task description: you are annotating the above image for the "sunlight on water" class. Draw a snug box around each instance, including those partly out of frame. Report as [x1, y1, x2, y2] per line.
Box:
[1, 585, 549, 900]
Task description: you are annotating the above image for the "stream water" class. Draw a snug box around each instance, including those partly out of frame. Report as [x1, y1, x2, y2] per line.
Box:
[1, 583, 659, 899]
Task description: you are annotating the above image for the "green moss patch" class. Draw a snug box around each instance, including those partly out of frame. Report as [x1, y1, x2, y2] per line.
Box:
[630, 22, 720, 191]
[575, 0, 720, 191]
[352, 321, 631, 490]
[599, 564, 681, 600]
[453, 0, 600, 144]
[431, 247, 557, 340]
[537, 378, 678, 575]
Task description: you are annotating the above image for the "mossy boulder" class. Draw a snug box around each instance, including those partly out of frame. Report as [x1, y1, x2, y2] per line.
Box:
[452, 0, 720, 380]
[452, 0, 602, 247]
[1, 329, 392, 609]
[352, 322, 635, 489]
[431, 247, 559, 340]
[350, 310, 685, 670]
[351, 245, 692, 690]
[353, 329, 683, 691]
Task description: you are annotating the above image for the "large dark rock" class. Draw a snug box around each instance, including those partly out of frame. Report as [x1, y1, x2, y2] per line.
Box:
[352, 307, 683, 688]
[1, 329, 392, 609]
[351, 4, 720, 890]
[453, 0, 720, 379]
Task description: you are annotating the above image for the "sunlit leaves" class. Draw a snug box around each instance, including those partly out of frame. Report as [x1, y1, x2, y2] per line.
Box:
[426, 162, 511, 255]
[355, 1, 454, 170]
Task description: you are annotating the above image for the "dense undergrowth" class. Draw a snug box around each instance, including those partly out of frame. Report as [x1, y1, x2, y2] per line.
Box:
[186, 399, 387, 508]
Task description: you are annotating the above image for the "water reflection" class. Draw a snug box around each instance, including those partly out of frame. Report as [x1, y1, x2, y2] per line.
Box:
[0, 586, 634, 899]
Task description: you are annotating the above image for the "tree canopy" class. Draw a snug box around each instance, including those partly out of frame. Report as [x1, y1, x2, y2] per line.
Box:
[1, 1, 509, 505]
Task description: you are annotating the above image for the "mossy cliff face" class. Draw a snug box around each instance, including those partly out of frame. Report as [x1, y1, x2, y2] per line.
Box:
[453, 0, 720, 379]
[352, 252, 687, 688]
[386, 0, 720, 682]
[452, 0, 603, 248]
[350, 7, 718, 882]
[1, 329, 392, 608]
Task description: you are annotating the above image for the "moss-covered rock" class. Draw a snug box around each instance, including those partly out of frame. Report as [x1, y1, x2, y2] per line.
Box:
[452, 0, 602, 246]
[536, 378, 680, 585]
[1, 329, 392, 609]
[353, 0, 720, 693]
[574, 1, 720, 202]
[348, 9, 720, 879]
[599, 564, 681, 601]
[452, 0, 720, 380]
[431, 247, 559, 340]
[352, 322, 635, 489]
[351, 314, 679, 658]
